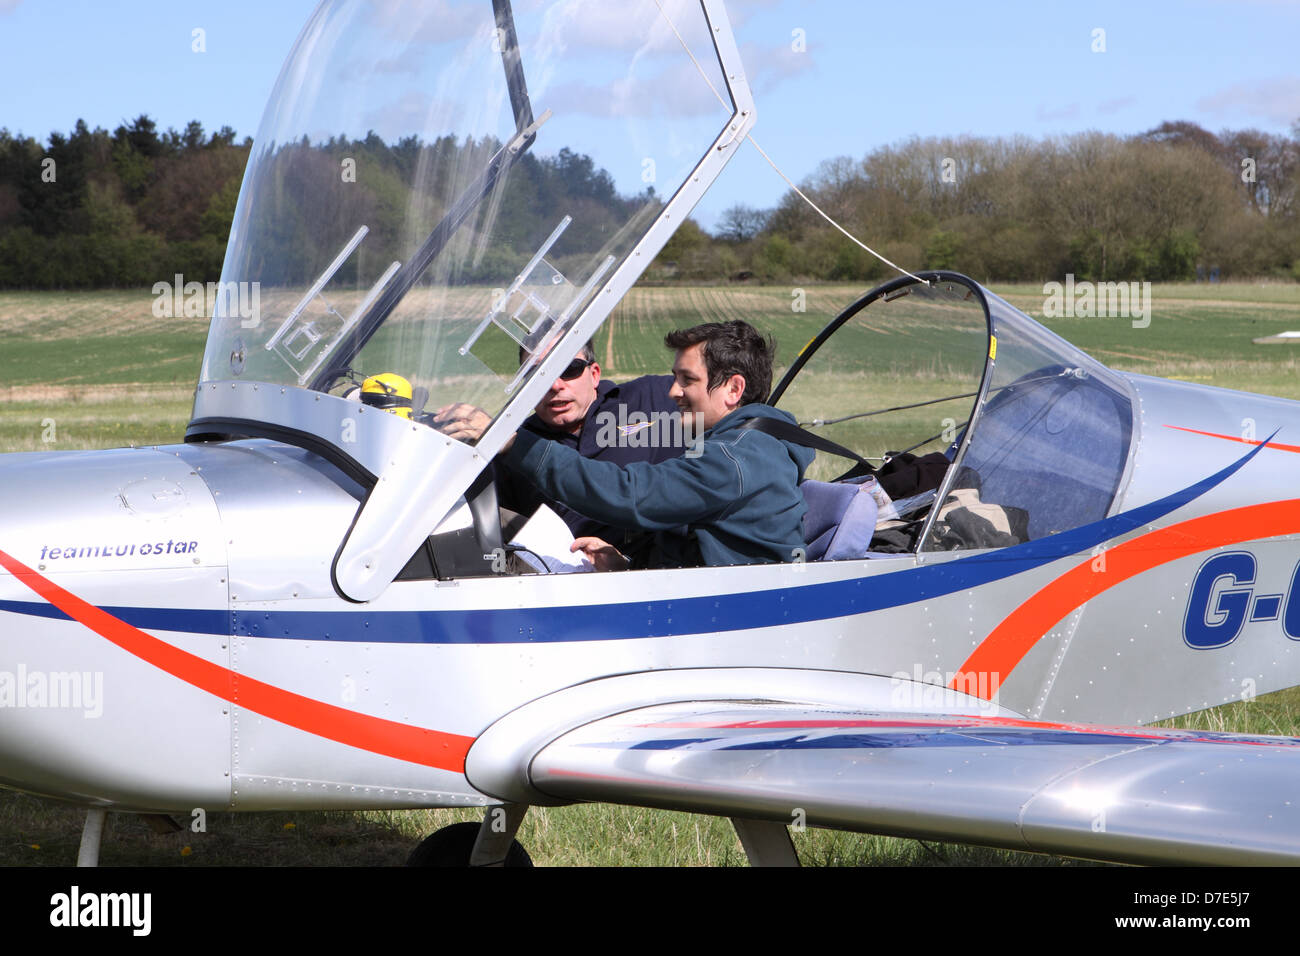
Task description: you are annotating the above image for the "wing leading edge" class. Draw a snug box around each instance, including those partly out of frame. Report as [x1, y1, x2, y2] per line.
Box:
[522, 703, 1300, 865]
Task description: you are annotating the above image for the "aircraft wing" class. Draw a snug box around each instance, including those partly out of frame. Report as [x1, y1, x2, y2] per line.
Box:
[473, 698, 1300, 865]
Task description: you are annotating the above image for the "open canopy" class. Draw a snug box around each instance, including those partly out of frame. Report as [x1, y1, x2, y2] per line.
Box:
[189, 0, 756, 601]
[197, 0, 745, 430]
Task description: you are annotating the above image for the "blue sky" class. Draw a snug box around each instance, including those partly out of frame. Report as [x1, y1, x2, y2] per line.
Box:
[1, 0, 1297, 229]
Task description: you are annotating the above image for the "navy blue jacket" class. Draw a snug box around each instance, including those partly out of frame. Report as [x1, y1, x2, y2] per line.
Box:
[504, 403, 815, 568]
[495, 375, 682, 542]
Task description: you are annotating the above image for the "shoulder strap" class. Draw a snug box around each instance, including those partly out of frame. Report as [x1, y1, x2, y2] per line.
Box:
[736, 416, 872, 471]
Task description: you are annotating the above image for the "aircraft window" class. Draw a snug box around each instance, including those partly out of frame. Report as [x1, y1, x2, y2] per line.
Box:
[920, 293, 1133, 551]
[773, 279, 988, 558]
[775, 282, 987, 482]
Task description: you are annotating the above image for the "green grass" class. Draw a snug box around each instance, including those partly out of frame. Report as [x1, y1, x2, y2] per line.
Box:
[0, 289, 202, 450]
[6, 281, 1299, 450]
[0, 387, 194, 452]
[992, 279, 1300, 305]
[0, 795, 1113, 867]
[1155, 683, 1300, 737]
[3, 281, 1300, 866]
[0, 290, 206, 386]
[987, 282, 1300, 398]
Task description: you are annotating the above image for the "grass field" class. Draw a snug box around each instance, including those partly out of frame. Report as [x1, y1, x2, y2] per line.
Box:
[2, 279, 1300, 866]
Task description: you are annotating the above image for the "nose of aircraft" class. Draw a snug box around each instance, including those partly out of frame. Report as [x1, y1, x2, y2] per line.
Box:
[0, 444, 237, 807]
[0, 438, 374, 808]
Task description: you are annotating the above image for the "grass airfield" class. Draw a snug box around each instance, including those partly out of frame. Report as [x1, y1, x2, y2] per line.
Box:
[2, 280, 1300, 866]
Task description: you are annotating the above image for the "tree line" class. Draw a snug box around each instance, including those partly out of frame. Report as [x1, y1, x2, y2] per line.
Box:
[1, 116, 1297, 289]
[0, 116, 651, 289]
[0, 117, 246, 288]
[657, 120, 1300, 284]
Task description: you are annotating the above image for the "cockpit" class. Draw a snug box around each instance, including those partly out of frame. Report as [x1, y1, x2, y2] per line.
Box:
[183, 0, 1136, 600]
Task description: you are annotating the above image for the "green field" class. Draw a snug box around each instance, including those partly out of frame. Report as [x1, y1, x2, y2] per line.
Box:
[2, 280, 1300, 866]
[6, 280, 1300, 454]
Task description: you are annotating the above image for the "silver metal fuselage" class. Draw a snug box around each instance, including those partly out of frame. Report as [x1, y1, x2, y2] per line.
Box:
[2, 367, 1299, 816]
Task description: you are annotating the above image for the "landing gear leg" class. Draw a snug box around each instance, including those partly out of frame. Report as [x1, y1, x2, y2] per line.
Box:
[77, 808, 107, 867]
[406, 804, 534, 867]
[470, 802, 529, 866]
[731, 818, 800, 867]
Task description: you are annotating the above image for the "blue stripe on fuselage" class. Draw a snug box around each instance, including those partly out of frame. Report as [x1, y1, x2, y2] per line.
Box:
[0, 440, 1266, 645]
[0, 599, 228, 635]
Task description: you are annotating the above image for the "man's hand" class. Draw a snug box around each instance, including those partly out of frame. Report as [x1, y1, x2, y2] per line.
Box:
[571, 536, 630, 572]
[432, 403, 491, 443]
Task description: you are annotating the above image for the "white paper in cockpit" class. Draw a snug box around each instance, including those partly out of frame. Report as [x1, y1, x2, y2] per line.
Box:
[509, 504, 595, 573]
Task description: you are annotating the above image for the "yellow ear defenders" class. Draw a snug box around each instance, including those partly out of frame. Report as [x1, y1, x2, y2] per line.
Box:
[359, 372, 414, 419]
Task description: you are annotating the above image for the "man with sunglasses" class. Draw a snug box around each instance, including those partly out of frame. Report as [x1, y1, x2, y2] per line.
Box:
[499, 320, 814, 570]
[435, 339, 682, 545]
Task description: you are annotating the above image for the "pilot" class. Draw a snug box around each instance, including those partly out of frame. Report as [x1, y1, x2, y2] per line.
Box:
[497, 320, 814, 570]
[434, 339, 683, 549]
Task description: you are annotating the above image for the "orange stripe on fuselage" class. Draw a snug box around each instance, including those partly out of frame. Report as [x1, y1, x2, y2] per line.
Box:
[0, 547, 473, 772]
[952, 499, 1300, 698]
[1164, 425, 1300, 454]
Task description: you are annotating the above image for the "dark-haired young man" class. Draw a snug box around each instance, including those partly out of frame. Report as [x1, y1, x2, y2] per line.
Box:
[500, 320, 814, 569]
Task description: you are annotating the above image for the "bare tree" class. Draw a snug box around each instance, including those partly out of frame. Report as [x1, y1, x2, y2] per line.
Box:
[716, 203, 770, 242]
[1222, 128, 1299, 218]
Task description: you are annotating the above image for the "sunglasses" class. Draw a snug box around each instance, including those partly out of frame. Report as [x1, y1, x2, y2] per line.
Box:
[559, 358, 593, 380]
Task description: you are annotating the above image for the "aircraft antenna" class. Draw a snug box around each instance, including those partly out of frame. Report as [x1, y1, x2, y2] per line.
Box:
[651, 0, 927, 284]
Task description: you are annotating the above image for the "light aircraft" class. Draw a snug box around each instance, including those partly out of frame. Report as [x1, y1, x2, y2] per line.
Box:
[3, 0, 1300, 867]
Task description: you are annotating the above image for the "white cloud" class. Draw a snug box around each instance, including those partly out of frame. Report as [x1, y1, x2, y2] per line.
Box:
[539, 0, 713, 54]
[1197, 76, 1300, 126]
[338, 1, 811, 131]
[1037, 103, 1080, 122]
[544, 58, 725, 119]
[1097, 96, 1135, 115]
[726, 0, 786, 28]
[359, 90, 499, 141]
[538, 36, 810, 121]
[740, 40, 813, 95]
[367, 0, 483, 44]
[0, 0, 23, 13]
